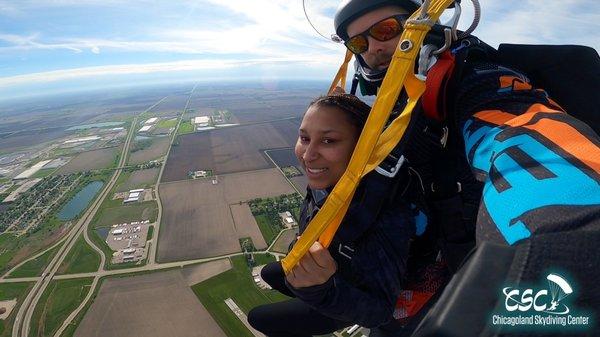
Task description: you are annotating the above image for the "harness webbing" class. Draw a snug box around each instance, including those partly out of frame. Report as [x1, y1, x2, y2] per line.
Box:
[281, 0, 457, 274]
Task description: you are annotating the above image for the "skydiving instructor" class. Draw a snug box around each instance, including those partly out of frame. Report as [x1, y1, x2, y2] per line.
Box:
[251, 0, 600, 336]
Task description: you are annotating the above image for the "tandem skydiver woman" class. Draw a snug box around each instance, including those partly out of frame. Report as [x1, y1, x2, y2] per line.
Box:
[248, 94, 425, 337]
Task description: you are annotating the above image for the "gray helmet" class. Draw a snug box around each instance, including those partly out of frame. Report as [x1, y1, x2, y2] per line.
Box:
[334, 0, 421, 41]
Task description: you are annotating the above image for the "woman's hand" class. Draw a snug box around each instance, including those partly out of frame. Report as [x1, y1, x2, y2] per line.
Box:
[286, 242, 337, 288]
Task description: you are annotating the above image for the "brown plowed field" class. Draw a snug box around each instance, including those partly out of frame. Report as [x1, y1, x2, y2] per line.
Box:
[161, 131, 213, 182]
[116, 168, 159, 192]
[230, 203, 267, 250]
[128, 137, 170, 165]
[271, 229, 298, 254]
[55, 146, 121, 174]
[162, 122, 290, 182]
[74, 270, 226, 337]
[157, 168, 295, 262]
[290, 175, 308, 195]
[211, 123, 288, 173]
[270, 117, 301, 146]
[181, 259, 232, 286]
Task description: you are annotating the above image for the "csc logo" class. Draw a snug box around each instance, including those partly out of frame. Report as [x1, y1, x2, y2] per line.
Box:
[502, 273, 573, 315]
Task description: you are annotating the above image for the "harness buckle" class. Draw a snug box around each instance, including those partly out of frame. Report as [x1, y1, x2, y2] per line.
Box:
[375, 154, 405, 178]
[431, 181, 462, 193]
[338, 244, 355, 260]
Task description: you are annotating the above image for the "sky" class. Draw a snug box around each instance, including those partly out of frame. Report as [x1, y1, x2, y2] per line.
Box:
[0, 0, 598, 100]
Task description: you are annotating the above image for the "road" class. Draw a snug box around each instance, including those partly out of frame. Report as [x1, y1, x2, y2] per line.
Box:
[11, 95, 167, 337]
[149, 83, 197, 265]
[6, 88, 300, 337]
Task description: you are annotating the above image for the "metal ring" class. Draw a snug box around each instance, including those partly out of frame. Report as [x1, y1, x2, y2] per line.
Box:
[399, 40, 413, 52]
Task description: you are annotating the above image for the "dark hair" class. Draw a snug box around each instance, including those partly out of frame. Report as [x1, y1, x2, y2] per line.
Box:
[308, 94, 371, 131]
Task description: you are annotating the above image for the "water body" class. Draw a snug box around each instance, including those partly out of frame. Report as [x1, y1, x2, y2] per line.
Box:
[0, 204, 9, 213]
[134, 136, 152, 141]
[66, 122, 124, 131]
[57, 181, 104, 221]
[96, 227, 109, 240]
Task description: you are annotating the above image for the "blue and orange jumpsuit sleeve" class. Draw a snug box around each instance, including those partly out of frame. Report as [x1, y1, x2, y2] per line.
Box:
[455, 64, 600, 246]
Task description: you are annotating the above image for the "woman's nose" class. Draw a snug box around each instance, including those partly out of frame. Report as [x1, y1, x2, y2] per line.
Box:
[303, 142, 318, 161]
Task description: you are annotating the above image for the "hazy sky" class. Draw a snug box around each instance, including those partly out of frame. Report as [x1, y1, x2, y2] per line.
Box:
[0, 0, 598, 99]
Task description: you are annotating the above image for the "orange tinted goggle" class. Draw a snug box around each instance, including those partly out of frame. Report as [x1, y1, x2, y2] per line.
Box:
[345, 15, 409, 54]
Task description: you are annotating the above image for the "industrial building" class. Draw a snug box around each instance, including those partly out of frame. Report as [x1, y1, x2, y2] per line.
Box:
[13, 160, 52, 180]
[106, 219, 151, 264]
[63, 136, 101, 144]
[138, 125, 152, 133]
[123, 189, 145, 204]
[192, 116, 212, 130]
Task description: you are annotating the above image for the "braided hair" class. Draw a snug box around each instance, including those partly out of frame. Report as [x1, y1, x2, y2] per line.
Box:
[308, 94, 371, 131]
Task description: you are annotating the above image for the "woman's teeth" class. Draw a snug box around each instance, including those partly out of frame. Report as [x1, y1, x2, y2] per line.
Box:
[307, 167, 327, 174]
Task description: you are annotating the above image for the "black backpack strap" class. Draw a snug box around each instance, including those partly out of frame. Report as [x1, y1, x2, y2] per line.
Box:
[417, 37, 494, 272]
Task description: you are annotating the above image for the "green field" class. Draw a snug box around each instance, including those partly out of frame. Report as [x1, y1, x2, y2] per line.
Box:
[56, 235, 100, 275]
[176, 121, 194, 135]
[114, 168, 158, 193]
[91, 200, 158, 229]
[249, 194, 302, 246]
[147, 225, 154, 240]
[0, 234, 19, 275]
[6, 244, 61, 278]
[253, 252, 277, 266]
[0, 282, 34, 337]
[157, 118, 178, 128]
[191, 255, 288, 337]
[254, 214, 279, 245]
[31, 168, 57, 179]
[29, 278, 93, 337]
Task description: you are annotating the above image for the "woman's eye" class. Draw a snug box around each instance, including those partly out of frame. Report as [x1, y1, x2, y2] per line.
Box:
[322, 138, 335, 144]
[299, 136, 309, 143]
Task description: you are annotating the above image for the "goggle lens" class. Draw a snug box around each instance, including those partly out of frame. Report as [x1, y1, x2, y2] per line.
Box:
[369, 18, 402, 41]
[344, 15, 405, 54]
[346, 36, 368, 54]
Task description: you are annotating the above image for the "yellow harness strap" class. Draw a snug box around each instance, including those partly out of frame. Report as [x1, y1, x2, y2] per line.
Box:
[328, 49, 354, 94]
[282, 0, 455, 274]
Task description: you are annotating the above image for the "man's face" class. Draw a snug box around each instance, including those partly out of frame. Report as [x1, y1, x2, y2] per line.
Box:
[346, 6, 408, 71]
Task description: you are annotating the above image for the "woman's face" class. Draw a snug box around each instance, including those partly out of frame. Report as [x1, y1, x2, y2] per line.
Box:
[295, 105, 360, 190]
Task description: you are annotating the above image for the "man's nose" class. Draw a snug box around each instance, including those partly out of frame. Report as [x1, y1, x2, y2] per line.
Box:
[366, 36, 385, 54]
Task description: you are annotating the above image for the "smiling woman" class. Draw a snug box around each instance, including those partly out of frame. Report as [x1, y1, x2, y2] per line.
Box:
[248, 94, 420, 336]
[295, 95, 369, 189]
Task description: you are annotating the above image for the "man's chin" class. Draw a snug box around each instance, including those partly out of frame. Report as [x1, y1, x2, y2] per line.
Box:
[377, 61, 390, 70]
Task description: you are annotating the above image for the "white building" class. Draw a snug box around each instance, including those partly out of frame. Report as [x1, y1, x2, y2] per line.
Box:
[144, 117, 158, 124]
[139, 125, 152, 133]
[63, 136, 100, 144]
[14, 160, 52, 180]
[123, 197, 139, 203]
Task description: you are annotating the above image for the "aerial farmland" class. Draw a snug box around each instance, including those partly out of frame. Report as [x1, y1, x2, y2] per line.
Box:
[157, 168, 296, 262]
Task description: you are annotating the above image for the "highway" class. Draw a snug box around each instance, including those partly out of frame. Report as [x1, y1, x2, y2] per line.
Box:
[11, 95, 168, 337]
[11, 114, 138, 337]
[5, 87, 300, 337]
[149, 83, 197, 265]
